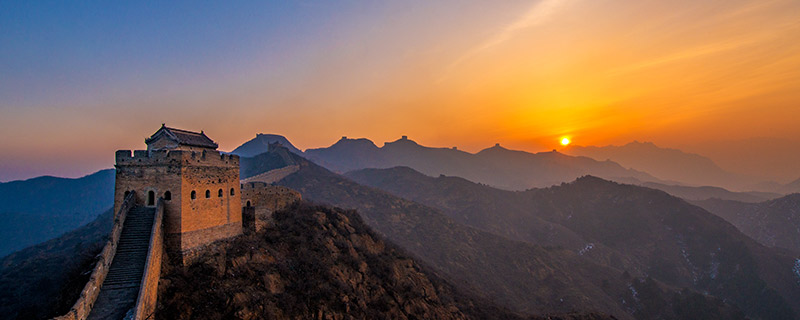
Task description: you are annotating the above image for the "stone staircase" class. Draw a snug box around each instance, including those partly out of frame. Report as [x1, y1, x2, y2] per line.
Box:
[87, 206, 155, 320]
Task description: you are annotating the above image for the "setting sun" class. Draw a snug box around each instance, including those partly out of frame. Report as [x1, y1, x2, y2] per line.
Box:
[561, 137, 571, 146]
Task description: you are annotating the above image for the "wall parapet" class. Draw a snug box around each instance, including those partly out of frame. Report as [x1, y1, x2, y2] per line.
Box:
[116, 149, 239, 167]
[240, 165, 299, 184]
[53, 192, 137, 320]
[133, 198, 165, 320]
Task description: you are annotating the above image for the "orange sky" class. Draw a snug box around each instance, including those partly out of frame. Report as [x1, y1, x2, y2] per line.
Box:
[1, 0, 799, 182]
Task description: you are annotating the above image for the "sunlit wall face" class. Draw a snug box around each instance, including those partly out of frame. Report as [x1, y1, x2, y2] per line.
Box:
[1, 0, 799, 181]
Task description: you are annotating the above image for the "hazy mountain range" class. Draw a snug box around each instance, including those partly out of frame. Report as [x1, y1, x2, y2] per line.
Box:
[632, 181, 783, 203]
[0, 169, 114, 257]
[754, 178, 800, 195]
[235, 135, 796, 195]
[693, 195, 800, 253]
[245, 135, 667, 190]
[563, 142, 751, 189]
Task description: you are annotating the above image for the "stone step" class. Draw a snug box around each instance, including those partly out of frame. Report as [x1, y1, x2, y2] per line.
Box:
[87, 205, 156, 320]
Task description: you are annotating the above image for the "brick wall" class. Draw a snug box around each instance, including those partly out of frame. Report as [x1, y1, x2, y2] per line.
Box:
[132, 198, 164, 320]
[241, 183, 301, 232]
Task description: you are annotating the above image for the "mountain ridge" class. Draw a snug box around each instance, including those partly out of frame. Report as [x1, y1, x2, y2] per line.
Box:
[296, 136, 667, 190]
[231, 133, 303, 157]
[563, 141, 757, 191]
[0, 169, 114, 257]
[343, 166, 800, 319]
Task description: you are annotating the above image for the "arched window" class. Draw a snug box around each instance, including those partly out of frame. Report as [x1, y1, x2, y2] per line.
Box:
[191, 190, 196, 200]
[218, 189, 223, 197]
[147, 190, 155, 206]
[230, 188, 235, 196]
[246, 201, 251, 207]
[205, 190, 211, 198]
[164, 191, 172, 201]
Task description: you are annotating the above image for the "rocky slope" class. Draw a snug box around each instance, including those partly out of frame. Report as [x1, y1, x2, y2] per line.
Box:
[156, 201, 533, 320]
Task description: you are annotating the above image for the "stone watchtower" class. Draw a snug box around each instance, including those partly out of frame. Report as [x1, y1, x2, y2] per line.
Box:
[114, 125, 242, 260]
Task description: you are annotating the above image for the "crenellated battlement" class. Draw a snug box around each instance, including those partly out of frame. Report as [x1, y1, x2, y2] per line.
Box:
[116, 149, 239, 167]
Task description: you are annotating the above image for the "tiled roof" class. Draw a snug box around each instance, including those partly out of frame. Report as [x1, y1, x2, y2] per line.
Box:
[145, 125, 219, 149]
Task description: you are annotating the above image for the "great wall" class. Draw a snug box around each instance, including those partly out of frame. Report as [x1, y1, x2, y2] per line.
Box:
[54, 126, 301, 320]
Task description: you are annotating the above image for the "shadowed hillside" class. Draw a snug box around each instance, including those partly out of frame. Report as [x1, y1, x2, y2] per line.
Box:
[345, 166, 800, 319]
[240, 149, 296, 179]
[157, 201, 541, 320]
[0, 169, 114, 257]
[0, 209, 113, 320]
[694, 194, 800, 253]
[241, 152, 747, 319]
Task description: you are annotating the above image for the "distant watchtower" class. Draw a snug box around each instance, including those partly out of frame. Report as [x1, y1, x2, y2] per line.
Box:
[114, 125, 242, 260]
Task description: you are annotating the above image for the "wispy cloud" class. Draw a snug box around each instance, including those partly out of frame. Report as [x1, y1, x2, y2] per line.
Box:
[472, 0, 569, 54]
[608, 0, 799, 77]
[439, 0, 572, 81]
[607, 37, 763, 77]
[608, 20, 800, 77]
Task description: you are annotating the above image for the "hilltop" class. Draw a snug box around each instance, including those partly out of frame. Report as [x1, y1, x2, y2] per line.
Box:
[231, 133, 304, 157]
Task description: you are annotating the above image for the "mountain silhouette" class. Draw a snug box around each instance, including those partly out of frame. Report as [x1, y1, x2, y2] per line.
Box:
[563, 141, 756, 190]
[633, 181, 782, 203]
[0, 169, 114, 257]
[785, 178, 800, 194]
[345, 166, 800, 319]
[300, 136, 664, 190]
[231, 133, 303, 157]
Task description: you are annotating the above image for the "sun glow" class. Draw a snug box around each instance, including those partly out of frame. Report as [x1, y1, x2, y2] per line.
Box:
[560, 137, 571, 146]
